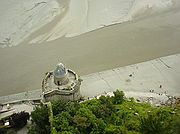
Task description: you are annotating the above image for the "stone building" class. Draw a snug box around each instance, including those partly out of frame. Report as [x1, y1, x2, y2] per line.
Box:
[42, 63, 81, 102]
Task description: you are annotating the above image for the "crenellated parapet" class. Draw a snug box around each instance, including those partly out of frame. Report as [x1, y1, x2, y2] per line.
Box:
[42, 63, 81, 102]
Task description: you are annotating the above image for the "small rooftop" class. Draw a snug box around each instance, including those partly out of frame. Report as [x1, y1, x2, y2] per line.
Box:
[44, 70, 77, 92]
[53, 63, 67, 78]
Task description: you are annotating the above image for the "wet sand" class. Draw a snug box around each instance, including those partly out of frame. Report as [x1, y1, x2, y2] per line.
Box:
[0, 3, 180, 96]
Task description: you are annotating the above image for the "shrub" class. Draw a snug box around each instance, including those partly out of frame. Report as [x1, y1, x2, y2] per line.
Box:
[112, 90, 124, 104]
[10, 111, 29, 129]
[29, 105, 50, 134]
[140, 109, 173, 134]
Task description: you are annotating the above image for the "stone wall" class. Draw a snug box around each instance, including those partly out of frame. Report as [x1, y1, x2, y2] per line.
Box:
[42, 69, 81, 102]
[43, 87, 81, 102]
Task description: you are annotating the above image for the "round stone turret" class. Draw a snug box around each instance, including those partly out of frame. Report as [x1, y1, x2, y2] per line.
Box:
[42, 63, 81, 102]
[53, 63, 69, 85]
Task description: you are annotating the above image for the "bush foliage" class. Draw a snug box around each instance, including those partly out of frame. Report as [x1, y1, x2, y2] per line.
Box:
[28, 90, 180, 134]
[10, 111, 30, 129]
[0, 111, 29, 134]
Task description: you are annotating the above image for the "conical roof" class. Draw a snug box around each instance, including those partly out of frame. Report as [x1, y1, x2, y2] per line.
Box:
[53, 63, 67, 78]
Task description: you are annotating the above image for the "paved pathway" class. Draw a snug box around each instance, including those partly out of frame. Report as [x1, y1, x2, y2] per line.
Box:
[81, 54, 180, 98]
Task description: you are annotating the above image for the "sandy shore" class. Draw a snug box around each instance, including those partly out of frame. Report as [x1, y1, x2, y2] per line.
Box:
[1, 54, 179, 105]
[0, 2, 180, 96]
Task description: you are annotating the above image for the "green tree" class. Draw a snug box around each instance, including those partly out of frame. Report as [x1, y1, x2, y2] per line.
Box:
[52, 100, 67, 116]
[29, 105, 50, 134]
[65, 101, 80, 116]
[53, 112, 72, 132]
[112, 90, 124, 104]
[91, 118, 106, 134]
[104, 125, 127, 134]
[140, 109, 173, 134]
[73, 108, 97, 133]
[172, 118, 180, 134]
[27, 91, 179, 134]
[96, 95, 115, 119]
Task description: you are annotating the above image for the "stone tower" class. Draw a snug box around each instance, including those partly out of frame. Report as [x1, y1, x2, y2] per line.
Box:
[53, 63, 69, 86]
[42, 63, 81, 102]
